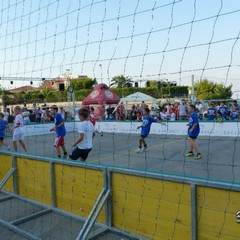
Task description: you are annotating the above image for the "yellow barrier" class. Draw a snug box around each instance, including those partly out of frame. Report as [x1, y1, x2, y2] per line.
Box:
[111, 172, 191, 240]
[1, 153, 240, 239]
[197, 187, 240, 240]
[0, 154, 13, 192]
[54, 163, 105, 222]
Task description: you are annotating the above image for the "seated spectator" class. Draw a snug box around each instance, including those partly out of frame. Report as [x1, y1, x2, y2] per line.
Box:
[230, 106, 239, 120]
[214, 112, 224, 123]
[207, 103, 216, 121]
[218, 101, 229, 120]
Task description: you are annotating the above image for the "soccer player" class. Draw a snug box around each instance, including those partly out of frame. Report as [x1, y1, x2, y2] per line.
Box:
[69, 108, 95, 162]
[0, 113, 11, 150]
[136, 107, 164, 153]
[11, 106, 28, 152]
[185, 104, 202, 160]
[50, 105, 67, 158]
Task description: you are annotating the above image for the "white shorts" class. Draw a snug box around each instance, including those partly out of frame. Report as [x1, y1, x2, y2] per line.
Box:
[13, 132, 24, 141]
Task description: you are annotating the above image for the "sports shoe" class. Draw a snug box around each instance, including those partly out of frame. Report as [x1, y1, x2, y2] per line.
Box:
[7, 146, 11, 151]
[136, 147, 142, 153]
[143, 146, 148, 152]
[185, 152, 194, 157]
[62, 154, 68, 159]
[195, 153, 202, 160]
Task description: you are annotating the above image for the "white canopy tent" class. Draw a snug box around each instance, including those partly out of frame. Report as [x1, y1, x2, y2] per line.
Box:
[114, 92, 159, 112]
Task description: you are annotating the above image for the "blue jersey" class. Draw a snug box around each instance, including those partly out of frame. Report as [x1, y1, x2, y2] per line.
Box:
[54, 113, 66, 137]
[141, 115, 157, 137]
[188, 112, 200, 138]
[231, 110, 239, 120]
[0, 120, 6, 138]
[218, 106, 229, 119]
[207, 107, 215, 120]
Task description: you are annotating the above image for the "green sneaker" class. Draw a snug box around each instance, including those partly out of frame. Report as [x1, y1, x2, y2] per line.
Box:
[195, 153, 202, 160]
[185, 152, 194, 157]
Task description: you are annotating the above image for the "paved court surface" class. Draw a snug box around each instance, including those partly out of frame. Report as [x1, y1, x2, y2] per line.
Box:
[1, 127, 240, 239]
[2, 129, 240, 184]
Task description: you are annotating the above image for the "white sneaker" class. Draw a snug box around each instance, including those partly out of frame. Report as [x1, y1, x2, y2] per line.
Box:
[143, 146, 148, 152]
[136, 147, 142, 153]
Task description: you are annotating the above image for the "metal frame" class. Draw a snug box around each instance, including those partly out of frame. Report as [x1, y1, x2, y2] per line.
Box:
[1, 151, 240, 240]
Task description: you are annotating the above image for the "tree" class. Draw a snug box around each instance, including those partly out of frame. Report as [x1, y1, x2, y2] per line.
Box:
[70, 77, 97, 91]
[110, 75, 133, 88]
[194, 79, 232, 100]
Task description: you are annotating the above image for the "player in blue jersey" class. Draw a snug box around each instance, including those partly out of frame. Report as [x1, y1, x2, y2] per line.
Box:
[0, 113, 11, 150]
[50, 105, 68, 158]
[136, 107, 164, 153]
[185, 105, 202, 160]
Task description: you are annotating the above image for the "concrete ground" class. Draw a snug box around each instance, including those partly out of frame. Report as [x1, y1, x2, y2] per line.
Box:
[1, 129, 240, 239]
[2, 130, 240, 183]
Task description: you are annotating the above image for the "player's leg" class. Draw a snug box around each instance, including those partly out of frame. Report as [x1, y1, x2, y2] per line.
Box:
[59, 137, 67, 158]
[185, 137, 194, 157]
[19, 140, 27, 153]
[192, 139, 202, 159]
[136, 136, 146, 152]
[54, 136, 62, 158]
[13, 141, 18, 151]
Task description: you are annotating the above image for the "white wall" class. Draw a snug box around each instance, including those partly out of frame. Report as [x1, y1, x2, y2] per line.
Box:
[23, 121, 240, 137]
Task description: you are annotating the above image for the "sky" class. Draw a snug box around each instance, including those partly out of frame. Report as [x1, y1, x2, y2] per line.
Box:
[0, 0, 240, 98]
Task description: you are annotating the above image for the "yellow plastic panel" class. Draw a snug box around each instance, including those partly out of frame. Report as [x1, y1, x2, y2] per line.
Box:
[54, 164, 105, 223]
[197, 187, 240, 240]
[17, 157, 51, 205]
[0, 154, 13, 192]
[112, 172, 191, 240]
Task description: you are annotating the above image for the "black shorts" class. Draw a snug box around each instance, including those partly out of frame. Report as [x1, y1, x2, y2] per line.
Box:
[69, 148, 92, 161]
[0, 137, 4, 141]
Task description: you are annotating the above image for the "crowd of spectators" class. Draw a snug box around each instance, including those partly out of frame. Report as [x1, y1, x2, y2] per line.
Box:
[89, 99, 240, 122]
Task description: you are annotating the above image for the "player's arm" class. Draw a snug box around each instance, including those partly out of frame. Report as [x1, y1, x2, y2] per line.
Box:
[72, 133, 84, 147]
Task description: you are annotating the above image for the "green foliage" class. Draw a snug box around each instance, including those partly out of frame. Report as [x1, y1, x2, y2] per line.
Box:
[195, 79, 232, 100]
[74, 89, 92, 101]
[110, 75, 133, 88]
[70, 77, 97, 91]
[113, 86, 188, 98]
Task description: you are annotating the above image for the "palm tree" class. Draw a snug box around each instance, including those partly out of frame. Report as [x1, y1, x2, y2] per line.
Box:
[110, 75, 133, 88]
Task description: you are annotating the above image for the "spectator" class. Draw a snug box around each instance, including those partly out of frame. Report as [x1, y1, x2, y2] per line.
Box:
[59, 107, 66, 121]
[218, 101, 229, 120]
[173, 102, 179, 120]
[196, 101, 203, 120]
[149, 107, 157, 117]
[230, 106, 239, 120]
[207, 103, 216, 121]
[169, 108, 176, 121]
[35, 107, 42, 123]
[22, 107, 31, 125]
[129, 106, 138, 120]
[116, 103, 125, 120]
[178, 100, 188, 120]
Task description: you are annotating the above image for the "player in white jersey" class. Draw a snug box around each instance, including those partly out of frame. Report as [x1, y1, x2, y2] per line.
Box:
[11, 106, 28, 152]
